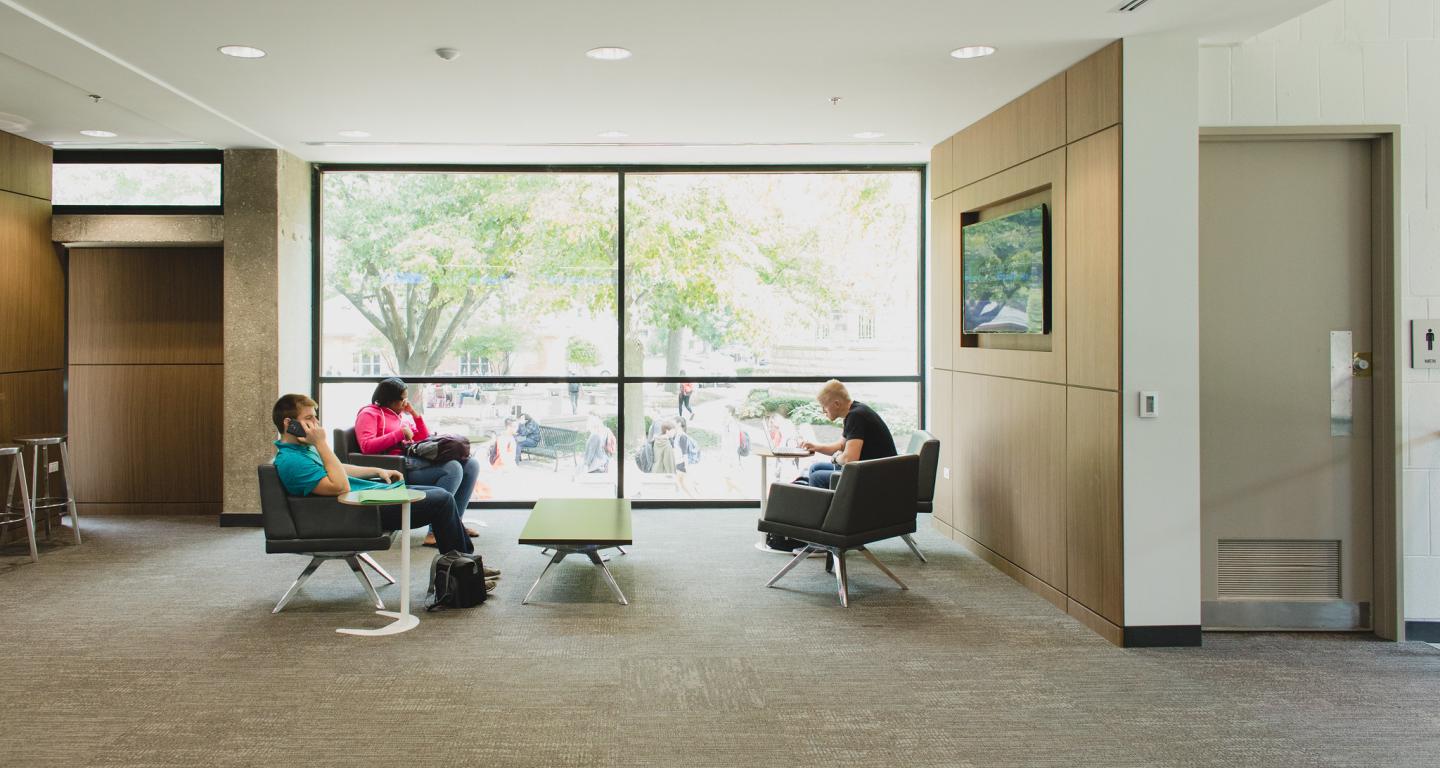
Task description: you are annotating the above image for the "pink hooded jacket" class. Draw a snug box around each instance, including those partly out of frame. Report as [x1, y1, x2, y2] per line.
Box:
[354, 403, 430, 456]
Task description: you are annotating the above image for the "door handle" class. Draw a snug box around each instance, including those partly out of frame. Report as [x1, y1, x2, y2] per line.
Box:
[1352, 352, 1372, 377]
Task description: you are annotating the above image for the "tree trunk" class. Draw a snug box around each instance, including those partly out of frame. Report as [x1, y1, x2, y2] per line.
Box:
[664, 326, 686, 393]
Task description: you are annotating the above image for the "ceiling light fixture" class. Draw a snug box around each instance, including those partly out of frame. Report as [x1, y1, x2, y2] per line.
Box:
[80, 129, 117, 138]
[949, 45, 996, 60]
[585, 46, 632, 61]
[597, 130, 629, 139]
[218, 45, 267, 59]
[852, 131, 885, 139]
[338, 130, 371, 138]
[0, 112, 33, 133]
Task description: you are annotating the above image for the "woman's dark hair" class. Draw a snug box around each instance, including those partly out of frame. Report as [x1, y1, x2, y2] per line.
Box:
[371, 377, 408, 407]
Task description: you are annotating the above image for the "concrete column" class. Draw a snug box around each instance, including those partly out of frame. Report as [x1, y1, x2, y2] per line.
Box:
[222, 150, 312, 517]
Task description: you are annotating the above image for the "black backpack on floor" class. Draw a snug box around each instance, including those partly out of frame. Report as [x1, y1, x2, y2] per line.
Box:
[427, 551, 488, 610]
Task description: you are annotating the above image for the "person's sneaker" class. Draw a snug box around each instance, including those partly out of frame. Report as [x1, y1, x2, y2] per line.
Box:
[482, 566, 501, 578]
[484, 578, 499, 593]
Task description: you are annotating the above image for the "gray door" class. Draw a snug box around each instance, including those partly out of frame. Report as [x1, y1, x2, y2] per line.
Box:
[1199, 138, 1373, 630]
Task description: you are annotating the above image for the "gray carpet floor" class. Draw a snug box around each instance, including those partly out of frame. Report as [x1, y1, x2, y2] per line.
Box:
[2, 511, 1438, 768]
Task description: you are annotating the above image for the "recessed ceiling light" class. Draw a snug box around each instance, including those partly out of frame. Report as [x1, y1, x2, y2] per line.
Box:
[950, 45, 996, 60]
[338, 130, 371, 138]
[80, 130, 117, 138]
[585, 46, 632, 61]
[0, 112, 32, 133]
[597, 130, 629, 139]
[218, 45, 267, 59]
[852, 131, 885, 139]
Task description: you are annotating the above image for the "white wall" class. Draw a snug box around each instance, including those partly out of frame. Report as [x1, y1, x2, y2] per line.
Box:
[1122, 35, 1203, 627]
[1201, 0, 1440, 621]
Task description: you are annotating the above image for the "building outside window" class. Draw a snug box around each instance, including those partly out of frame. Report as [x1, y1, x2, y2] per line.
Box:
[352, 351, 383, 376]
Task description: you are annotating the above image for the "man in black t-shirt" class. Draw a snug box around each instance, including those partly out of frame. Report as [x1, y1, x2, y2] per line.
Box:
[799, 379, 897, 489]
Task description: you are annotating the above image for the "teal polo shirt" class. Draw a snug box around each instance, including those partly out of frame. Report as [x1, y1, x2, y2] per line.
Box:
[272, 440, 400, 497]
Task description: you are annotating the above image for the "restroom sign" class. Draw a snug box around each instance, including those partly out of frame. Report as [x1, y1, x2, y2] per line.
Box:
[1413, 320, 1440, 369]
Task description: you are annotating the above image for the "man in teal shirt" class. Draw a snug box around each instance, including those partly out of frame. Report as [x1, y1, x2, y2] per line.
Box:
[272, 393, 476, 557]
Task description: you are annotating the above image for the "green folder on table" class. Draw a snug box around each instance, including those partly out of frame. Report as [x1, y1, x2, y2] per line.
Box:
[350, 484, 410, 504]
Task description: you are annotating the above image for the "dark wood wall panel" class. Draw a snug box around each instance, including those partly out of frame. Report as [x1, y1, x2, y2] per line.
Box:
[67, 364, 222, 504]
[69, 247, 224, 365]
[931, 42, 1125, 642]
[0, 191, 63, 373]
[0, 130, 52, 200]
[952, 372, 1067, 590]
[1066, 387, 1123, 625]
[1066, 42, 1123, 142]
[0, 369, 64, 446]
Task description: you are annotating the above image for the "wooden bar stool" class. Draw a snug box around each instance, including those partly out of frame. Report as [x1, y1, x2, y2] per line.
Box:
[0, 445, 38, 562]
[13, 434, 80, 546]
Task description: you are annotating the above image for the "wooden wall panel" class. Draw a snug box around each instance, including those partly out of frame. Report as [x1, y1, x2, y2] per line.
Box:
[1065, 126, 1122, 391]
[1066, 387, 1123, 625]
[952, 372, 1067, 589]
[930, 138, 953, 199]
[930, 195, 954, 371]
[0, 191, 63, 373]
[952, 148, 1068, 385]
[0, 369, 64, 446]
[929, 369, 954, 527]
[0, 130, 52, 200]
[953, 74, 1066, 189]
[67, 365, 222, 504]
[1066, 42, 1123, 143]
[69, 247, 224, 365]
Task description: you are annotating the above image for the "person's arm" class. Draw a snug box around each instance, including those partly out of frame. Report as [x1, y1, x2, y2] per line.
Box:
[343, 463, 404, 484]
[835, 438, 863, 465]
[801, 438, 844, 455]
[303, 423, 351, 497]
[355, 408, 406, 454]
[409, 411, 430, 442]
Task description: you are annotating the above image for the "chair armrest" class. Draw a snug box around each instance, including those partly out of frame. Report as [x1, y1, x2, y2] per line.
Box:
[346, 454, 405, 471]
[828, 470, 843, 490]
[287, 496, 384, 539]
[763, 483, 834, 529]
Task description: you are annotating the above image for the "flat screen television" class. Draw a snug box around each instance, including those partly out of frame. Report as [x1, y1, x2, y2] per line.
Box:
[961, 203, 1050, 334]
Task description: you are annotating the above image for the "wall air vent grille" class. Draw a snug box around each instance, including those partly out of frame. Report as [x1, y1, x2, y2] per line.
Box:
[1114, 0, 1153, 11]
[1217, 539, 1341, 599]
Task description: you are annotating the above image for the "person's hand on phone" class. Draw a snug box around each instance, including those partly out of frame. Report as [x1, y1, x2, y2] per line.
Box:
[300, 417, 327, 446]
[376, 468, 403, 484]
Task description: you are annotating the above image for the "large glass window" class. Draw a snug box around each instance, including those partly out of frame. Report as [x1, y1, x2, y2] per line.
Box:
[317, 166, 921, 504]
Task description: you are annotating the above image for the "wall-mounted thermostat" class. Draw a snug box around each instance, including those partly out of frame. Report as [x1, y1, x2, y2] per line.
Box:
[1139, 391, 1160, 419]
[1413, 320, 1440, 369]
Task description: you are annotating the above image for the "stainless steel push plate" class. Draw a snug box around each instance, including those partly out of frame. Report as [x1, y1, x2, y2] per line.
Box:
[1330, 331, 1352, 437]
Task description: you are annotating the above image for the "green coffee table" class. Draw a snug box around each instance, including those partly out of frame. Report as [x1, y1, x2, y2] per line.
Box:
[519, 498, 632, 605]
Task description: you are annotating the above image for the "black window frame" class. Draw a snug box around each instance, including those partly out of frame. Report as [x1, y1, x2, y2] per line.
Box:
[52, 149, 224, 215]
[312, 163, 927, 508]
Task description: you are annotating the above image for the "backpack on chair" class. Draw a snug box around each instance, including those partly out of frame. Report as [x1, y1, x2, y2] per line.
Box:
[426, 551, 488, 610]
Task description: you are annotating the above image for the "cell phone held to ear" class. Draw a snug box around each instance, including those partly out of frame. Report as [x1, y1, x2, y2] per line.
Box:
[285, 419, 308, 439]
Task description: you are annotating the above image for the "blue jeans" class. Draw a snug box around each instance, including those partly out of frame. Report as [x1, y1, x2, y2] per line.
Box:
[379, 486, 472, 555]
[808, 461, 840, 489]
[405, 456, 482, 529]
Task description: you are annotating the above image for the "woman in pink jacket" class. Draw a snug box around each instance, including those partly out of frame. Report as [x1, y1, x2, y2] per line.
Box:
[356, 378, 483, 546]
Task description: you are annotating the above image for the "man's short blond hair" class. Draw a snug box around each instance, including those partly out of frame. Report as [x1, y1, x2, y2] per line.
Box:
[817, 379, 851, 406]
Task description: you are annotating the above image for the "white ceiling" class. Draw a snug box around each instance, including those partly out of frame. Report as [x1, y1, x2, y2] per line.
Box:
[0, 0, 1324, 164]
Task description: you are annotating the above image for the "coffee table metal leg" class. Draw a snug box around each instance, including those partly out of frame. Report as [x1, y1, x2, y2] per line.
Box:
[586, 549, 629, 606]
[523, 549, 567, 605]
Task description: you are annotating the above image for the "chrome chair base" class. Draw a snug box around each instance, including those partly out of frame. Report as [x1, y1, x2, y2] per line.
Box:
[900, 533, 928, 563]
[766, 543, 908, 607]
[272, 554, 386, 614]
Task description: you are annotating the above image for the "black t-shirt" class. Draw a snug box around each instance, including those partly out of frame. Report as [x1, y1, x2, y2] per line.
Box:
[842, 401, 897, 461]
